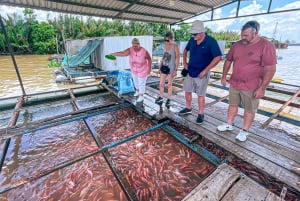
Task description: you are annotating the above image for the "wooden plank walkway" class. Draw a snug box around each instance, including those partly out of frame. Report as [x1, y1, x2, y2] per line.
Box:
[114, 79, 300, 199]
[182, 163, 281, 201]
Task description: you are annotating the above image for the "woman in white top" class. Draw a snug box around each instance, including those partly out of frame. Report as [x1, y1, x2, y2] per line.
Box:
[155, 31, 180, 107]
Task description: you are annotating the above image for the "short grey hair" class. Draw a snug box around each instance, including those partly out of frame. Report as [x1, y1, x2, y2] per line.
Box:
[132, 38, 140, 44]
[242, 20, 260, 32]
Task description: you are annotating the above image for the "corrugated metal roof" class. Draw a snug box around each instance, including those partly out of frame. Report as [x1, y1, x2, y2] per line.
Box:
[0, 0, 233, 24]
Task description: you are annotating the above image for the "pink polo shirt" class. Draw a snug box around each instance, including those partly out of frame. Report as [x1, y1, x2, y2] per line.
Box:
[129, 47, 150, 78]
[227, 38, 277, 91]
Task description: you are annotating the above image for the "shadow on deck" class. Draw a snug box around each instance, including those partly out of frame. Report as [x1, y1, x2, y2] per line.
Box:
[115, 76, 300, 200]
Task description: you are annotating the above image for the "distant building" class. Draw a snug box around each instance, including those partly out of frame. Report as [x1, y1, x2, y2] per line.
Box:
[263, 36, 288, 49]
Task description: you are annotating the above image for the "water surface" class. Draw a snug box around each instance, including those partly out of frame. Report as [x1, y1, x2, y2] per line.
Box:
[0, 55, 99, 98]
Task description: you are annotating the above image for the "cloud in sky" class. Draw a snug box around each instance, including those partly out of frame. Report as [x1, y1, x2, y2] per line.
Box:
[0, 5, 64, 22]
[0, 1, 299, 43]
[199, 0, 300, 43]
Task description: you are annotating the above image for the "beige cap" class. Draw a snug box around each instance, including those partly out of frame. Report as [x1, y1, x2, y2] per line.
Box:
[132, 38, 140, 44]
[189, 20, 205, 34]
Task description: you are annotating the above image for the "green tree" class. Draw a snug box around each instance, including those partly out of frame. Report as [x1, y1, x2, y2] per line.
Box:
[32, 22, 56, 54]
[23, 8, 38, 51]
[0, 8, 241, 54]
[173, 23, 191, 41]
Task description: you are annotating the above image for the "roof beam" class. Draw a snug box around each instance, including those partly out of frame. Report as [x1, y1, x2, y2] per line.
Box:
[112, 0, 196, 16]
[46, 0, 182, 21]
[179, 0, 212, 8]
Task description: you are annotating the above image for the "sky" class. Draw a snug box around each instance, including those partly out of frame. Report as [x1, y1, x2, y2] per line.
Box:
[0, 0, 299, 43]
[187, 0, 300, 43]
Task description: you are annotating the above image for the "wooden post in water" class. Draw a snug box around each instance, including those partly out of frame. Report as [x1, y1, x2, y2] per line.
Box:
[0, 96, 24, 172]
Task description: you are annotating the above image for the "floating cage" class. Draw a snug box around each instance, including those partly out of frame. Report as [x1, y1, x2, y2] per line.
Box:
[0, 84, 298, 200]
[0, 90, 219, 201]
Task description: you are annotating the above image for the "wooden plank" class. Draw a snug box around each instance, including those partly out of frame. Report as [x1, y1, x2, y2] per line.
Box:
[267, 85, 300, 96]
[121, 92, 162, 118]
[262, 88, 300, 128]
[172, 80, 300, 125]
[161, 111, 300, 192]
[262, 96, 300, 108]
[7, 96, 24, 127]
[146, 85, 300, 152]
[183, 163, 240, 201]
[194, 107, 300, 163]
[144, 86, 300, 191]
[222, 176, 282, 201]
[205, 95, 229, 107]
[172, 111, 300, 169]
[150, 85, 300, 153]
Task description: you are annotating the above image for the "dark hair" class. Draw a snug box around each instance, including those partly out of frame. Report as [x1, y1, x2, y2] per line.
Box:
[165, 31, 174, 40]
[242, 20, 260, 32]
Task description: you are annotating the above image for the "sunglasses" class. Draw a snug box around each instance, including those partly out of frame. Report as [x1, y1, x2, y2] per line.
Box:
[164, 39, 170, 42]
[192, 33, 198, 36]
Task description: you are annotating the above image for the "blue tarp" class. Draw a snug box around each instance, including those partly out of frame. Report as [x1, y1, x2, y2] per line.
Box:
[107, 70, 135, 95]
[63, 40, 101, 68]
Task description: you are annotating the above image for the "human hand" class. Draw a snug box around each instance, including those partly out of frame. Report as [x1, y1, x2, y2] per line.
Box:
[221, 77, 227, 86]
[183, 62, 188, 69]
[254, 87, 265, 98]
[198, 71, 206, 79]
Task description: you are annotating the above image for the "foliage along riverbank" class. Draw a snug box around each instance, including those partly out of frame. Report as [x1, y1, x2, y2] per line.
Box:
[0, 8, 241, 55]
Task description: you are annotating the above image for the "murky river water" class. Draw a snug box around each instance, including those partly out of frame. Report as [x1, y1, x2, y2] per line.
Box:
[0, 55, 99, 98]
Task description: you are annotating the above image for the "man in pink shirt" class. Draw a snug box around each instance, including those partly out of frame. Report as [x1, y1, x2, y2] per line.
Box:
[217, 20, 277, 141]
[111, 38, 152, 102]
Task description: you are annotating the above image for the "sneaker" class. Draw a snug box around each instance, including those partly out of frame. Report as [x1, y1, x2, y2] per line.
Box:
[165, 99, 171, 107]
[178, 108, 192, 115]
[155, 97, 163, 104]
[196, 114, 204, 124]
[217, 124, 233, 132]
[137, 96, 144, 102]
[235, 130, 249, 142]
[133, 91, 139, 97]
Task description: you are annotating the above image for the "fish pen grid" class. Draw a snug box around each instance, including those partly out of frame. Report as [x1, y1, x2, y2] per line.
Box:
[0, 94, 219, 201]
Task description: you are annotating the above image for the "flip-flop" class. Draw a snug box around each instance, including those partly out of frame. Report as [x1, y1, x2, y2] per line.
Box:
[105, 54, 116, 60]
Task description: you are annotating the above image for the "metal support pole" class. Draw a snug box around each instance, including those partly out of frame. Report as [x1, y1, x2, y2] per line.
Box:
[0, 15, 26, 96]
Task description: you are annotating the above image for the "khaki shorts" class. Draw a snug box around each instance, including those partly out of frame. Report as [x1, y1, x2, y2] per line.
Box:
[183, 73, 210, 96]
[229, 86, 260, 114]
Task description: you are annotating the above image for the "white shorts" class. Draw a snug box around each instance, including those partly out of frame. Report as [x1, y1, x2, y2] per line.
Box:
[131, 74, 148, 94]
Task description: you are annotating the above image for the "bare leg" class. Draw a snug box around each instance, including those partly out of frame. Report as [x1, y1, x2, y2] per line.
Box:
[243, 110, 255, 130]
[167, 75, 174, 98]
[159, 74, 167, 97]
[185, 92, 192, 109]
[198, 96, 205, 114]
[227, 105, 238, 125]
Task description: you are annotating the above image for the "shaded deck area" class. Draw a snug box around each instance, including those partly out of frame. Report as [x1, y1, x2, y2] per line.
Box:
[0, 77, 299, 200]
[114, 76, 300, 200]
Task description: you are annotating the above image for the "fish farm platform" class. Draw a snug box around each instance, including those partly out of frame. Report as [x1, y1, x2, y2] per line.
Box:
[0, 78, 299, 200]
